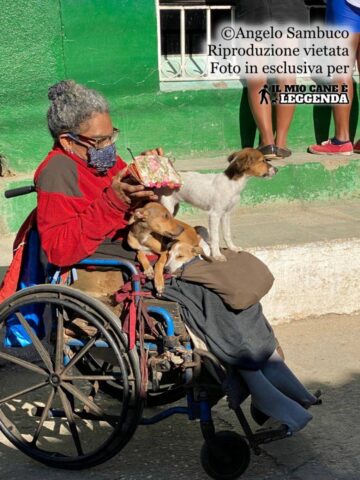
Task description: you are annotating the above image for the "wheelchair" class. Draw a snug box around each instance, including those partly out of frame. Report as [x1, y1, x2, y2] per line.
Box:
[0, 186, 291, 479]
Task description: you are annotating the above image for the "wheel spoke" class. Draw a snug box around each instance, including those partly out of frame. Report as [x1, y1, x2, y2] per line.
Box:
[0, 352, 47, 376]
[61, 336, 98, 375]
[60, 381, 106, 418]
[62, 375, 118, 381]
[15, 312, 53, 372]
[0, 381, 48, 405]
[61, 381, 117, 427]
[55, 307, 65, 372]
[58, 386, 84, 457]
[32, 388, 56, 445]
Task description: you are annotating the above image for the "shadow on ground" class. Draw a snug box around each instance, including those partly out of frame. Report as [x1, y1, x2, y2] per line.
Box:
[0, 371, 359, 480]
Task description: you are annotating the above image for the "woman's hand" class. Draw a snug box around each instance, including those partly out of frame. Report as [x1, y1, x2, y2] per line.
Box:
[111, 169, 158, 205]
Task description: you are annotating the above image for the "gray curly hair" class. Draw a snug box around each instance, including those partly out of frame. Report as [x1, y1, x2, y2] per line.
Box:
[47, 80, 109, 139]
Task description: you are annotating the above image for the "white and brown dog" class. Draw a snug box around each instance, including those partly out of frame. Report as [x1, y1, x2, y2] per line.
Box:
[160, 148, 277, 261]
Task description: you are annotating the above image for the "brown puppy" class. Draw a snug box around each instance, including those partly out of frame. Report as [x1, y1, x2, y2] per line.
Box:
[127, 202, 204, 294]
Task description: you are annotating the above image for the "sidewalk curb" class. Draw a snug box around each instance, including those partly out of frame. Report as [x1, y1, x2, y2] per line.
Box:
[252, 237, 360, 324]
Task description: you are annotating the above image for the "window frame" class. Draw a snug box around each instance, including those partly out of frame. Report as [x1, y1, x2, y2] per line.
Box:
[156, 1, 236, 82]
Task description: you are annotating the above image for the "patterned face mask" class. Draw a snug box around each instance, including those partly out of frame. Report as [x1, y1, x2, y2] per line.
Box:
[87, 143, 117, 174]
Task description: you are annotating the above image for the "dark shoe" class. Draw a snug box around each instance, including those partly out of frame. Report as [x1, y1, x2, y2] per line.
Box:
[257, 144, 276, 159]
[353, 139, 360, 154]
[275, 146, 292, 158]
[302, 389, 322, 409]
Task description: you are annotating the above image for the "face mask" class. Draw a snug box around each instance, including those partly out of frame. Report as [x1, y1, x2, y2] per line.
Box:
[87, 143, 117, 174]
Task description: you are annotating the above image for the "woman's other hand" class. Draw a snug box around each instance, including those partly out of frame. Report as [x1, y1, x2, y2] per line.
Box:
[111, 169, 158, 205]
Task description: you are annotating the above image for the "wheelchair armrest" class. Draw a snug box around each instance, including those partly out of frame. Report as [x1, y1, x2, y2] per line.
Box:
[49, 258, 141, 292]
[77, 258, 138, 276]
[77, 258, 141, 292]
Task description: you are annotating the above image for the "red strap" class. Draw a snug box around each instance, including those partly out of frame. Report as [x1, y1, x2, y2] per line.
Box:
[116, 280, 152, 350]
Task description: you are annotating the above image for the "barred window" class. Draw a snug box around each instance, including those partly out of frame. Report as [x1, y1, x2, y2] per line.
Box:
[157, 1, 235, 81]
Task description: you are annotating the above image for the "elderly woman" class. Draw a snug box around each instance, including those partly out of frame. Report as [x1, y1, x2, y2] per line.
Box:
[36, 80, 318, 433]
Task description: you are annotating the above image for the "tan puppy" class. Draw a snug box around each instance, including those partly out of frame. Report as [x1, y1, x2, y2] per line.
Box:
[165, 242, 205, 275]
[127, 202, 205, 294]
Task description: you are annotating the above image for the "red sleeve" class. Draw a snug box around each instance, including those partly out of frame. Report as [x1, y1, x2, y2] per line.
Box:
[35, 154, 130, 267]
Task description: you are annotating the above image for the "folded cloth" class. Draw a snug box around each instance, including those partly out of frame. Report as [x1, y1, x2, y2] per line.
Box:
[150, 277, 276, 370]
[178, 249, 274, 310]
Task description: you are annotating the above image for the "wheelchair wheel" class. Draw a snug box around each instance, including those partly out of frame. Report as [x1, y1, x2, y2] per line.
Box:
[0, 285, 143, 469]
[200, 431, 250, 480]
[78, 347, 186, 407]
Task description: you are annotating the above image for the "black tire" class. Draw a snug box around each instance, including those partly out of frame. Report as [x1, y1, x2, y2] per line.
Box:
[200, 431, 250, 480]
[0, 285, 143, 469]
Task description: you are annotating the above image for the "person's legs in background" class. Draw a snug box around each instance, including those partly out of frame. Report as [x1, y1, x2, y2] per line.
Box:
[309, 0, 360, 155]
[246, 76, 276, 158]
[275, 76, 297, 158]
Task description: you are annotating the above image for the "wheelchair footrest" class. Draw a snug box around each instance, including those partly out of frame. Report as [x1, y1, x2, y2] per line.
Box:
[252, 425, 291, 445]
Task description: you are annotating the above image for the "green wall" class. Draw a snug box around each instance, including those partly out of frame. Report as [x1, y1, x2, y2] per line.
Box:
[0, 0, 359, 174]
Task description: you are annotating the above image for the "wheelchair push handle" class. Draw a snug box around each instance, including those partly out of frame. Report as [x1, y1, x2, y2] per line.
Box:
[4, 185, 35, 198]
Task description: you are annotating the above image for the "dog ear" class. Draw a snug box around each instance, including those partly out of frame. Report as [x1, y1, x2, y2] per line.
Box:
[128, 215, 136, 225]
[167, 239, 178, 250]
[227, 152, 238, 163]
[225, 148, 258, 179]
[133, 208, 149, 221]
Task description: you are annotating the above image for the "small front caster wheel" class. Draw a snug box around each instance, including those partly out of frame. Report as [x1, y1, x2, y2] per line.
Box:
[200, 431, 250, 480]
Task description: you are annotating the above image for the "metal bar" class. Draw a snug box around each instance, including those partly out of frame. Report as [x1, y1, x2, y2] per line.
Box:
[34, 407, 119, 423]
[0, 352, 47, 376]
[77, 258, 140, 292]
[62, 375, 118, 381]
[55, 307, 64, 372]
[15, 312, 53, 373]
[233, 405, 260, 454]
[0, 381, 48, 405]
[156, 0, 163, 77]
[58, 386, 84, 457]
[140, 406, 189, 425]
[160, 6, 231, 10]
[61, 382, 117, 428]
[60, 382, 106, 418]
[31, 388, 56, 445]
[180, 7, 185, 77]
[146, 306, 175, 336]
[61, 336, 97, 375]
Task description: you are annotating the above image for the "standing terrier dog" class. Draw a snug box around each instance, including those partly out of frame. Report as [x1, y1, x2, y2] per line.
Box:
[160, 148, 277, 261]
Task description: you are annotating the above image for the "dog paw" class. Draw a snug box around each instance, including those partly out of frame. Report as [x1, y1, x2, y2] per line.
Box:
[155, 285, 165, 296]
[144, 267, 154, 279]
[229, 246, 243, 253]
[213, 253, 227, 262]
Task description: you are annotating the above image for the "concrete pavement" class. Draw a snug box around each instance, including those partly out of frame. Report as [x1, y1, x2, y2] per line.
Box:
[0, 312, 359, 479]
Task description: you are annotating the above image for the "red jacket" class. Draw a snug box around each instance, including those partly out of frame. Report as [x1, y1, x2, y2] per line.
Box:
[34, 147, 131, 267]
